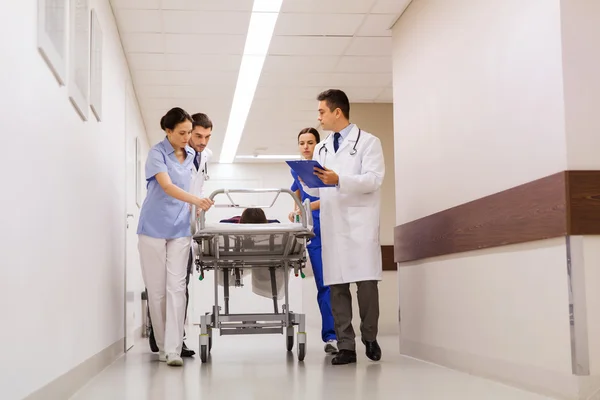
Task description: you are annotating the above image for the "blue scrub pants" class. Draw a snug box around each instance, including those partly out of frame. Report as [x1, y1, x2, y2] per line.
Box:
[307, 243, 337, 342]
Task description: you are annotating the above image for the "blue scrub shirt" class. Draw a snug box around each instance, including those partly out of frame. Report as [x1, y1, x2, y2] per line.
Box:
[137, 137, 195, 239]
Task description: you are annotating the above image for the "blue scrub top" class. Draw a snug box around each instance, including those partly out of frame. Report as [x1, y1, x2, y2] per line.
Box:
[290, 169, 321, 248]
[137, 137, 195, 239]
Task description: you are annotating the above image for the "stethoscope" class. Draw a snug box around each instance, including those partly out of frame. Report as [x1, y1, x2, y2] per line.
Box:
[193, 151, 210, 180]
[318, 128, 361, 158]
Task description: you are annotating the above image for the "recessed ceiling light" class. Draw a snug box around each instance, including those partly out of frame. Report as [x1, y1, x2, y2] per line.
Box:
[219, 0, 283, 163]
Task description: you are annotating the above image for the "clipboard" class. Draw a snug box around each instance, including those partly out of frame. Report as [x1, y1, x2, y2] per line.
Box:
[285, 160, 335, 188]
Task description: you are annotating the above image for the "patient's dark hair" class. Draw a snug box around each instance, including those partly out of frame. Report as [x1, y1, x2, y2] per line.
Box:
[160, 107, 192, 131]
[239, 208, 268, 224]
[297, 127, 320, 143]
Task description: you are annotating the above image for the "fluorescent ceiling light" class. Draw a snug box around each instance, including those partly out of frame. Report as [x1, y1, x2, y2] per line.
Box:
[219, 0, 283, 163]
[236, 155, 301, 160]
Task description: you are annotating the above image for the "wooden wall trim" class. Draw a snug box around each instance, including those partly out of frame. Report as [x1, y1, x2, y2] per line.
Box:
[394, 171, 600, 263]
[381, 245, 395, 271]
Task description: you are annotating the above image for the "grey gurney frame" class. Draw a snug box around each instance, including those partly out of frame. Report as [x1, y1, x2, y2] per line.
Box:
[191, 188, 314, 363]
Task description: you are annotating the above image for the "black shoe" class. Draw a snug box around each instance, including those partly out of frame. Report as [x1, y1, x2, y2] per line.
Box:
[149, 327, 159, 353]
[362, 339, 381, 361]
[181, 342, 195, 357]
[331, 349, 357, 365]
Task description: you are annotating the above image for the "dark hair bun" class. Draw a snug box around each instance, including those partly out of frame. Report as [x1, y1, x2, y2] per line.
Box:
[160, 107, 192, 131]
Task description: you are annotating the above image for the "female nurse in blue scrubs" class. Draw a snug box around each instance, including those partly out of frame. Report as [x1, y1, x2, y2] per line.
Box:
[288, 127, 338, 354]
[137, 107, 214, 367]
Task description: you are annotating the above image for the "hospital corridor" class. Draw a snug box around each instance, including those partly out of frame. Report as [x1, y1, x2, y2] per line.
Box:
[2, 0, 600, 399]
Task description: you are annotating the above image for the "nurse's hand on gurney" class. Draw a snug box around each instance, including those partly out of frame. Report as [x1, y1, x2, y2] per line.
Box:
[288, 210, 299, 222]
[155, 171, 214, 212]
[193, 197, 214, 214]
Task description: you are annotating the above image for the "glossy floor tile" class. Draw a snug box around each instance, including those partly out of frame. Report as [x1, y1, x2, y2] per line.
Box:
[70, 327, 554, 400]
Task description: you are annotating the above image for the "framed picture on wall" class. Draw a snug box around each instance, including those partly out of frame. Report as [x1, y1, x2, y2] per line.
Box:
[37, 0, 69, 85]
[90, 9, 103, 121]
[68, 0, 90, 121]
[135, 137, 142, 208]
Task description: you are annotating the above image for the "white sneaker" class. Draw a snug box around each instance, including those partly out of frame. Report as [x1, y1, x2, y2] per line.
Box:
[166, 353, 183, 366]
[324, 340, 338, 354]
[158, 351, 166, 362]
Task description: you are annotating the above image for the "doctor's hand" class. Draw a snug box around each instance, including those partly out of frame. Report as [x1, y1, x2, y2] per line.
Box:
[314, 167, 339, 185]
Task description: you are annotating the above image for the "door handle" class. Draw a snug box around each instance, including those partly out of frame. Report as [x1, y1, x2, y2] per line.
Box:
[126, 213, 134, 229]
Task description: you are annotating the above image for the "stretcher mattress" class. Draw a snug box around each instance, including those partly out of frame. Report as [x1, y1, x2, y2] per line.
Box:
[195, 222, 310, 234]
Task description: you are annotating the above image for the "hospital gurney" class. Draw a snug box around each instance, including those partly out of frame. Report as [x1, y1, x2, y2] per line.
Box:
[191, 188, 314, 363]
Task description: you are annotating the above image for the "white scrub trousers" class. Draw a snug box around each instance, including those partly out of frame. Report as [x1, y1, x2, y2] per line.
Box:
[138, 234, 190, 356]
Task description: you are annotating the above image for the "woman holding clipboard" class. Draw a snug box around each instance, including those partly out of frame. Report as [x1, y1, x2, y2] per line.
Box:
[288, 127, 338, 354]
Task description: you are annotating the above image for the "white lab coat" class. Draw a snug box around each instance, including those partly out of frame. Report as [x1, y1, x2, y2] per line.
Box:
[190, 147, 212, 198]
[302, 125, 385, 286]
[190, 147, 211, 258]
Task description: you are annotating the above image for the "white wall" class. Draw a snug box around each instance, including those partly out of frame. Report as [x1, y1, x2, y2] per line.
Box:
[391, 0, 585, 397]
[393, 0, 567, 225]
[0, 0, 148, 398]
[350, 103, 395, 246]
[560, 0, 600, 170]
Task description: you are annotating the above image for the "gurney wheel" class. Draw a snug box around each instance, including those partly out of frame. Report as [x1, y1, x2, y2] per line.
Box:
[286, 335, 294, 351]
[297, 343, 306, 361]
[200, 345, 208, 363]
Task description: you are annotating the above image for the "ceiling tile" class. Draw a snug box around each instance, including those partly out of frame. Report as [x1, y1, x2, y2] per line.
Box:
[112, 0, 160, 9]
[375, 87, 393, 102]
[336, 56, 392, 73]
[162, 11, 250, 35]
[136, 84, 236, 99]
[312, 72, 392, 87]
[356, 13, 397, 37]
[164, 34, 246, 54]
[371, 0, 412, 14]
[262, 55, 340, 73]
[114, 9, 161, 33]
[274, 13, 365, 36]
[256, 86, 387, 102]
[281, 0, 375, 14]
[160, 0, 254, 11]
[258, 72, 391, 88]
[134, 70, 239, 86]
[269, 36, 352, 56]
[250, 98, 318, 113]
[165, 54, 242, 71]
[127, 53, 167, 70]
[122, 33, 165, 53]
[343, 86, 391, 101]
[344, 37, 392, 56]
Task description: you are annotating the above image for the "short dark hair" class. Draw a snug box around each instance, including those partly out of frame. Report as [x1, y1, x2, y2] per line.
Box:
[160, 107, 192, 131]
[239, 208, 268, 224]
[297, 127, 320, 143]
[191, 113, 213, 130]
[317, 89, 350, 120]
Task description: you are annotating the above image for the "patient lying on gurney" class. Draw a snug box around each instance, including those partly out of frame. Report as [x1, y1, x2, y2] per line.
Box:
[218, 208, 289, 300]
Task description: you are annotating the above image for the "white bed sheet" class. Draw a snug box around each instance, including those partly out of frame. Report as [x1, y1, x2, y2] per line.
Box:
[196, 222, 312, 234]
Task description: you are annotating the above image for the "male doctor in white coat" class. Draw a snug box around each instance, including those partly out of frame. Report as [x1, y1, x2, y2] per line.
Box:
[183, 112, 213, 355]
[300, 89, 385, 365]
